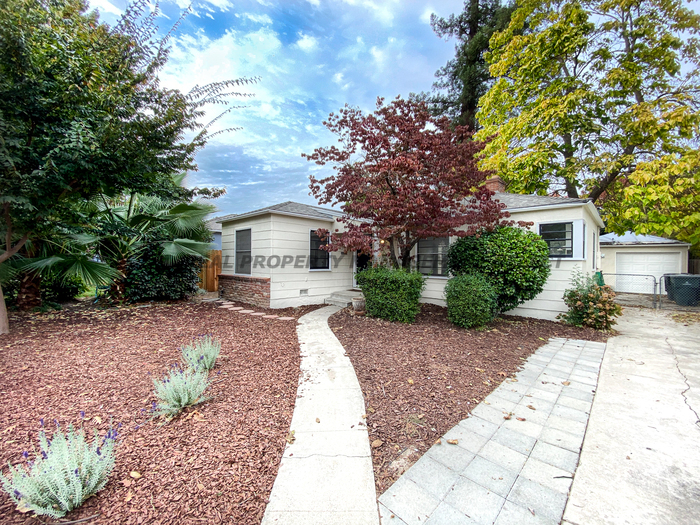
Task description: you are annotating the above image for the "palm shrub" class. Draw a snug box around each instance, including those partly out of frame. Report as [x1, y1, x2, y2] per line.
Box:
[153, 364, 211, 420]
[0, 421, 118, 519]
[445, 273, 498, 329]
[356, 267, 426, 323]
[181, 335, 221, 372]
[559, 271, 622, 330]
[447, 226, 550, 312]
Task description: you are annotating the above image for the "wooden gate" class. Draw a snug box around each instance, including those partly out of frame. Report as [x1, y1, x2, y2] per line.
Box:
[199, 250, 222, 292]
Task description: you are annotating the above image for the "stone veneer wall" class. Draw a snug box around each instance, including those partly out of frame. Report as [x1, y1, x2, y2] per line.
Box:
[218, 274, 271, 308]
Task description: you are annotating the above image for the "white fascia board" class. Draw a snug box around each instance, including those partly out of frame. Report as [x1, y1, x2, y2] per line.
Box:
[220, 210, 337, 224]
[601, 243, 691, 248]
[507, 200, 605, 229]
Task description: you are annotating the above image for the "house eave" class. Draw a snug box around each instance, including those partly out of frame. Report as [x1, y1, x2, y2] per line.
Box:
[219, 209, 338, 224]
[506, 200, 605, 229]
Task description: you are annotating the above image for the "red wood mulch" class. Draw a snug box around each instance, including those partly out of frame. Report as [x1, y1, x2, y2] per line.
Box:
[0, 300, 320, 525]
[328, 304, 611, 494]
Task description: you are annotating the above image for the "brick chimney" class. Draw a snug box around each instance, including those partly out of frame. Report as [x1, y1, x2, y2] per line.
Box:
[484, 175, 506, 193]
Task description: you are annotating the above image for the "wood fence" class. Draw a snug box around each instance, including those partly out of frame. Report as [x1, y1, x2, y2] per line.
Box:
[199, 250, 222, 292]
[690, 259, 700, 275]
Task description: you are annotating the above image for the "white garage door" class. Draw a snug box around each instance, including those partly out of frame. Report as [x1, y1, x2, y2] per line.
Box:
[616, 252, 681, 293]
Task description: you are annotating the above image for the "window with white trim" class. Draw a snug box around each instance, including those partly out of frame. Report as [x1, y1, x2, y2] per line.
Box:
[235, 228, 252, 274]
[310, 230, 330, 270]
[417, 237, 449, 276]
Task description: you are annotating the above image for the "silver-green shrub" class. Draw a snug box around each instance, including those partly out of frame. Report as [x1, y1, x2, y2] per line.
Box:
[181, 335, 221, 372]
[153, 364, 210, 419]
[0, 422, 118, 519]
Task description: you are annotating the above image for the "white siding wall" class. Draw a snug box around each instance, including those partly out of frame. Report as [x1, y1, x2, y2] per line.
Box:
[416, 204, 602, 321]
[220, 215, 273, 278]
[268, 215, 354, 308]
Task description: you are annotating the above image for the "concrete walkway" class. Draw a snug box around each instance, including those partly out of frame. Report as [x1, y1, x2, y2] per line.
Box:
[261, 306, 379, 525]
[378, 338, 606, 525]
[563, 308, 700, 525]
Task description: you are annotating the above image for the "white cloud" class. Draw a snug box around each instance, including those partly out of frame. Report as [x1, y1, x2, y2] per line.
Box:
[340, 0, 398, 26]
[295, 33, 319, 52]
[332, 72, 344, 84]
[306, 0, 321, 5]
[420, 7, 435, 24]
[87, 0, 123, 16]
[241, 13, 273, 24]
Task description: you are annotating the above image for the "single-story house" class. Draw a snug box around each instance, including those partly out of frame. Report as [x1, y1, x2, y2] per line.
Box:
[599, 232, 690, 294]
[217, 177, 604, 321]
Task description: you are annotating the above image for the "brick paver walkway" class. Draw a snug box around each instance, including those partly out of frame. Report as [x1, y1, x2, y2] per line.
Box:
[378, 338, 607, 525]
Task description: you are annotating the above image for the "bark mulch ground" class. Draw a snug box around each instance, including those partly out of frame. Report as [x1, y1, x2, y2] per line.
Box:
[328, 304, 611, 495]
[0, 300, 320, 525]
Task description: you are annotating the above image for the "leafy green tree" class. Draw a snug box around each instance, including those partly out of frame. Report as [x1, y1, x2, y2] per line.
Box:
[429, 0, 516, 130]
[0, 0, 254, 332]
[477, 0, 700, 244]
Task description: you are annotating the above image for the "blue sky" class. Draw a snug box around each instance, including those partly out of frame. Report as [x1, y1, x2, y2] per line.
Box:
[90, 0, 466, 216]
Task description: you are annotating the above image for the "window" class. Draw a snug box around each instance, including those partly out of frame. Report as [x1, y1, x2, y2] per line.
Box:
[235, 229, 251, 274]
[539, 222, 573, 258]
[310, 230, 330, 270]
[417, 237, 449, 276]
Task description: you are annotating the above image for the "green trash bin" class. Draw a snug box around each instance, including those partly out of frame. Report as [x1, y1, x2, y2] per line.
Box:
[670, 275, 700, 307]
[594, 271, 605, 287]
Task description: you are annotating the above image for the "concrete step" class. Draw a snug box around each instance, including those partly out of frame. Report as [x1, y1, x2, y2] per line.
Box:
[324, 289, 363, 307]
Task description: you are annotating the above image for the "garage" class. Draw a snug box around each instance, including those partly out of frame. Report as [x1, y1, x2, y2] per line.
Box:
[600, 233, 690, 294]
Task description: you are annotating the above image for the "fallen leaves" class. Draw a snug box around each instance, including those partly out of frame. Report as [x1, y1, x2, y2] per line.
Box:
[286, 431, 296, 444]
[562, 381, 571, 386]
[446, 439, 459, 445]
[371, 439, 384, 448]
[129, 471, 142, 480]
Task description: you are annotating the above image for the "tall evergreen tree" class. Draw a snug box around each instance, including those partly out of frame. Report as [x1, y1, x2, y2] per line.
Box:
[429, 0, 516, 130]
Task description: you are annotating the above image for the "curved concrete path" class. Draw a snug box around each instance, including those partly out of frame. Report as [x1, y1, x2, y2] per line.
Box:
[262, 306, 379, 525]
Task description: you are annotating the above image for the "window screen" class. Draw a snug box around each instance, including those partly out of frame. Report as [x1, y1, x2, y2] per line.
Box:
[417, 237, 449, 276]
[310, 230, 330, 270]
[235, 229, 252, 274]
[539, 223, 573, 257]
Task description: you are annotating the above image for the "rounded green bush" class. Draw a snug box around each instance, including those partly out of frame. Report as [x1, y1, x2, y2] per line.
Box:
[355, 267, 426, 323]
[447, 227, 550, 312]
[445, 273, 498, 328]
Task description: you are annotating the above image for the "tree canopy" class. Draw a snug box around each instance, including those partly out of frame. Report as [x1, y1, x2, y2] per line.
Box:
[476, 0, 700, 244]
[303, 96, 506, 269]
[0, 0, 254, 332]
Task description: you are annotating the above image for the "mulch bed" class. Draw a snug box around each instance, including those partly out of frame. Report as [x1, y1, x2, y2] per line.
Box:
[0, 300, 320, 525]
[328, 304, 611, 495]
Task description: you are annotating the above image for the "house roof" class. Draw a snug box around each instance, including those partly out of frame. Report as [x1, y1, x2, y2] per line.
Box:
[205, 218, 223, 232]
[217, 201, 342, 223]
[600, 232, 690, 246]
[493, 192, 589, 211]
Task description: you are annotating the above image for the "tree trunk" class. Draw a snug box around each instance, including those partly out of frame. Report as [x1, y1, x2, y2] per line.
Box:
[16, 271, 42, 310]
[110, 258, 128, 301]
[0, 281, 9, 335]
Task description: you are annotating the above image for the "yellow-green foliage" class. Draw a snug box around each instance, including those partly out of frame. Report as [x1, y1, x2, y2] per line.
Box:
[477, 0, 700, 245]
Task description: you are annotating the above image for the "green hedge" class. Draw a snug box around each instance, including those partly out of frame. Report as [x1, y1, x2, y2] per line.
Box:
[447, 227, 550, 312]
[445, 273, 497, 329]
[125, 243, 203, 302]
[355, 267, 426, 323]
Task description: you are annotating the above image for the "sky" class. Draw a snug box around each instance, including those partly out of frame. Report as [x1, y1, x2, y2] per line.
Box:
[89, 0, 467, 217]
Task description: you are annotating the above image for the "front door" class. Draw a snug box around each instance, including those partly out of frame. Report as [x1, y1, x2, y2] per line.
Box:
[353, 251, 371, 288]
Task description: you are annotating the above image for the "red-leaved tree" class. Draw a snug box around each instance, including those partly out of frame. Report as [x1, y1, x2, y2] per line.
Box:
[303, 96, 508, 269]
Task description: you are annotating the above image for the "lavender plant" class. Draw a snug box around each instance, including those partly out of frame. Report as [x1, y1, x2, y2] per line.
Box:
[0, 420, 118, 519]
[153, 364, 210, 419]
[181, 335, 221, 372]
